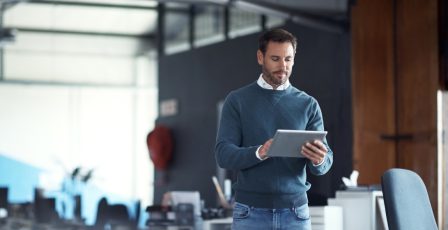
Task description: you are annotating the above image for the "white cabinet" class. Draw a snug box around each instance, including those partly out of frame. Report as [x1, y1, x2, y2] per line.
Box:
[310, 206, 343, 230]
[328, 190, 387, 230]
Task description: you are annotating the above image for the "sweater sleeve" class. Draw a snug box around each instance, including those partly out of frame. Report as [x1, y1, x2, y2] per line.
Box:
[215, 93, 262, 170]
[306, 99, 333, 176]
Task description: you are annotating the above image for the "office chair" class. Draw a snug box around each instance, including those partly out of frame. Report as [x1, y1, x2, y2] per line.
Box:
[94, 197, 140, 230]
[94, 197, 129, 229]
[381, 168, 438, 230]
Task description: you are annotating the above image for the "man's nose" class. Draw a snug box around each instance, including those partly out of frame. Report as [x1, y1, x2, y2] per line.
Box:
[280, 60, 287, 68]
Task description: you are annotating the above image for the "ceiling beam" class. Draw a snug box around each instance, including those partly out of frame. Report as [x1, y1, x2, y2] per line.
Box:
[6, 26, 156, 39]
[0, 78, 148, 88]
[27, 0, 157, 10]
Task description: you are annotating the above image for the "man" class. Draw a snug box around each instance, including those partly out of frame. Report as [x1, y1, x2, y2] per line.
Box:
[215, 28, 333, 230]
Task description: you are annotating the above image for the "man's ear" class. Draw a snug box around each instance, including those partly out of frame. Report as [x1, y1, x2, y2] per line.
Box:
[257, 50, 264, 65]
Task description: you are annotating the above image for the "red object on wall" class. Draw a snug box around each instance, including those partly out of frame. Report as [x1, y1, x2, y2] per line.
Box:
[146, 125, 173, 171]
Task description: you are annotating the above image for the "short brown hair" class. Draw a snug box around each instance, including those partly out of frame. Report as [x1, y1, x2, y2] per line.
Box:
[258, 28, 297, 55]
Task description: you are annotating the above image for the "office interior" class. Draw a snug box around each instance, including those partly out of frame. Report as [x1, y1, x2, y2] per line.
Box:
[0, 0, 446, 229]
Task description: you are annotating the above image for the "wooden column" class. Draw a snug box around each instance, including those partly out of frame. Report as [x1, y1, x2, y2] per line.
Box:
[395, 0, 439, 218]
[351, 0, 396, 184]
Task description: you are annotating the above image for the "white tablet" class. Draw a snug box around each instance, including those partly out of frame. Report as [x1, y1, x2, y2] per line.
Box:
[266, 130, 327, 158]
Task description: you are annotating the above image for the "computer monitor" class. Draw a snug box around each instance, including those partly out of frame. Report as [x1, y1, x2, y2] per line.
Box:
[170, 191, 201, 216]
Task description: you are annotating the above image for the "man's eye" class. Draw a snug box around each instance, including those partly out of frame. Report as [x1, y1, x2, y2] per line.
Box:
[271, 57, 279, 61]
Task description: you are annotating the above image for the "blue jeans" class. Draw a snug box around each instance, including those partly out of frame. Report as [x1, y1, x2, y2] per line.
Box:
[231, 202, 311, 230]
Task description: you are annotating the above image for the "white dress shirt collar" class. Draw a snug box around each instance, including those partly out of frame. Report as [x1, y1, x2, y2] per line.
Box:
[257, 74, 290, 90]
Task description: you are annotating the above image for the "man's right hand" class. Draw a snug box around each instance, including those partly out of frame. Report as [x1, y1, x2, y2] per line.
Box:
[258, 139, 273, 160]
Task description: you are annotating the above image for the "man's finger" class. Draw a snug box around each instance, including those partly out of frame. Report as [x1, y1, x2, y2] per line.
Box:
[313, 140, 327, 151]
[303, 144, 325, 159]
[305, 142, 324, 155]
[301, 147, 323, 164]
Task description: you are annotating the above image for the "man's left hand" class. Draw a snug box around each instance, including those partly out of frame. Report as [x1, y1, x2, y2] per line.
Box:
[301, 140, 327, 165]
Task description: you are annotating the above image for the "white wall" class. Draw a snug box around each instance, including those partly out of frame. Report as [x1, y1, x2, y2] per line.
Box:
[0, 83, 156, 195]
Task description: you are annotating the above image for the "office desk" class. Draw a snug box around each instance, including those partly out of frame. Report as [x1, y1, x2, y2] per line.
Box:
[0, 217, 88, 230]
[146, 217, 231, 230]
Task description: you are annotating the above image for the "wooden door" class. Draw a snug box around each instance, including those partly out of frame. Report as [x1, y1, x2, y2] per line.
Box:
[351, 0, 439, 217]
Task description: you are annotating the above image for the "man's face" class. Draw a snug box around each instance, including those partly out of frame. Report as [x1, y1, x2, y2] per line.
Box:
[257, 41, 295, 88]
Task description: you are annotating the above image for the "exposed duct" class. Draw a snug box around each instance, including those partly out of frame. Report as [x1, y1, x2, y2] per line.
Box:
[156, 0, 351, 33]
[231, 0, 350, 33]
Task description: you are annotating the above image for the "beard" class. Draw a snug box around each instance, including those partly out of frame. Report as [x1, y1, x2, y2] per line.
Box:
[262, 66, 290, 87]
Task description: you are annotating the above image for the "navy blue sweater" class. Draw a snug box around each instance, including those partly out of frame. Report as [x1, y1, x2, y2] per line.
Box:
[215, 81, 333, 208]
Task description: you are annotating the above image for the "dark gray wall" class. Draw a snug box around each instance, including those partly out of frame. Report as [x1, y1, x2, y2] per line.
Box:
[156, 21, 352, 207]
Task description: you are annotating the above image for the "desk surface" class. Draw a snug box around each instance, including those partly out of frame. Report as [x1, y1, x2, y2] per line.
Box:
[203, 218, 232, 230]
